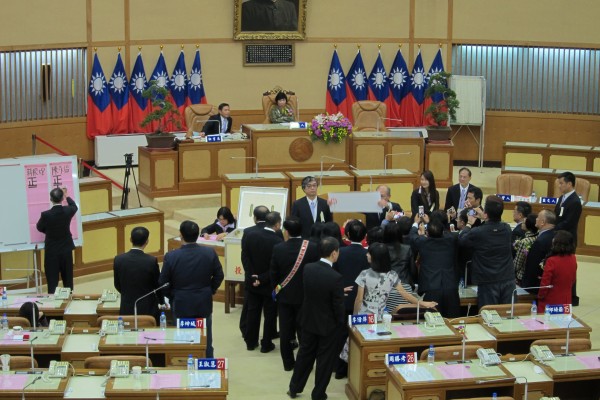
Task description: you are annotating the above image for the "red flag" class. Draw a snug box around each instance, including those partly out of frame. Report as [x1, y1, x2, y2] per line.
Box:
[86, 54, 113, 138]
[169, 51, 190, 131]
[399, 51, 426, 127]
[108, 53, 130, 134]
[325, 50, 351, 119]
[129, 53, 151, 133]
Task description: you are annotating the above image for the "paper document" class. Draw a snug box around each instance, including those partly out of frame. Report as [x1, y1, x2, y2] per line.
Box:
[328, 191, 381, 213]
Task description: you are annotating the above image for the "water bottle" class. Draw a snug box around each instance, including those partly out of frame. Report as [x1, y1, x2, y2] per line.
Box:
[458, 278, 465, 295]
[492, 393, 498, 400]
[1, 287, 7, 306]
[117, 316, 124, 335]
[1, 313, 8, 331]
[531, 191, 537, 203]
[187, 354, 195, 373]
[531, 301, 538, 317]
[159, 312, 167, 330]
[427, 344, 435, 365]
[544, 304, 551, 321]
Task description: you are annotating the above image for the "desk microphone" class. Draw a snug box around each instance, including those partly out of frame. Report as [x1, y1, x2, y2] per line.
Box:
[21, 375, 41, 400]
[319, 156, 345, 186]
[29, 336, 38, 371]
[347, 164, 372, 191]
[143, 334, 195, 368]
[476, 376, 527, 400]
[134, 283, 169, 331]
[383, 152, 411, 176]
[509, 285, 553, 319]
[230, 156, 259, 179]
[378, 117, 404, 130]
[414, 284, 423, 325]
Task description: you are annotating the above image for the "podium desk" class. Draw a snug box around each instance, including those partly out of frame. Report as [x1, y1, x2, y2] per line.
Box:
[426, 140, 454, 188]
[386, 360, 514, 400]
[539, 350, 600, 399]
[64, 375, 107, 399]
[63, 299, 101, 327]
[286, 170, 355, 202]
[351, 130, 425, 174]
[99, 328, 206, 367]
[502, 360, 554, 399]
[0, 372, 67, 400]
[0, 294, 67, 318]
[221, 172, 291, 218]
[79, 177, 112, 216]
[346, 321, 461, 400]
[0, 330, 65, 367]
[481, 314, 591, 354]
[351, 168, 417, 216]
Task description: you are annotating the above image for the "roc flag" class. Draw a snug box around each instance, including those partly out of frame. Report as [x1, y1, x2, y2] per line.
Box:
[400, 51, 426, 127]
[170, 51, 189, 130]
[347, 50, 368, 104]
[388, 50, 410, 127]
[325, 50, 351, 118]
[188, 49, 207, 105]
[367, 52, 391, 127]
[150, 53, 174, 132]
[423, 49, 446, 126]
[108, 53, 130, 134]
[129, 52, 151, 133]
[86, 53, 113, 138]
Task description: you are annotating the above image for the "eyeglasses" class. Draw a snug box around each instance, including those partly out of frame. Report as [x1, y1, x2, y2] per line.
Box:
[305, 184, 318, 188]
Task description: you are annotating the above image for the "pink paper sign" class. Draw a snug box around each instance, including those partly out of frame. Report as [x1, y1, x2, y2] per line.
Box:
[0, 338, 29, 345]
[138, 331, 167, 345]
[518, 318, 549, 331]
[49, 161, 79, 240]
[394, 325, 424, 337]
[0, 374, 28, 390]
[150, 373, 182, 389]
[576, 355, 600, 369]
[436, 364, 474, 380]
[24, 163, 49, 243]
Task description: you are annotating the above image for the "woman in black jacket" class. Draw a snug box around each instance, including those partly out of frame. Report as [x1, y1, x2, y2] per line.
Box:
[201, 207, 237, 240]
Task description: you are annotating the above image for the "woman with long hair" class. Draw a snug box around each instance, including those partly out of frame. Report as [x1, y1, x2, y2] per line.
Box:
[410, 170, 440, 217]
[201, 206, 237, 240]
[537, 230, 577, 312]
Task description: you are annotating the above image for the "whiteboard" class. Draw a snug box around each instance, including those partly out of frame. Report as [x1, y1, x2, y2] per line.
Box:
[450, 75, 486, 126]
[0, 155, 83, 253]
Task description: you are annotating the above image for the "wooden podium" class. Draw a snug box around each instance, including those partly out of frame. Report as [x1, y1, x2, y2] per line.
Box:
[221, 172, 291, 217]
[351, 130, 426, 174]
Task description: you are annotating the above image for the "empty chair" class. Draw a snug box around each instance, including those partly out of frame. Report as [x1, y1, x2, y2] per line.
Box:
[531, 338, 592, 353]
[553, 177, 590, 202]
[96, 315, 156, 328]
[9, 356, 38, 369]
[480, 303, 531, 318]
[84, 355, 151, 369]
[262, 89, 298, 124]
[419, 345, 483, 361]
[184, 104, 217, 138]
[351, 101, 387, 132]
[392, 305, 433, 321]
[7, 316, 31, 328]
[496, 173, 533, 196]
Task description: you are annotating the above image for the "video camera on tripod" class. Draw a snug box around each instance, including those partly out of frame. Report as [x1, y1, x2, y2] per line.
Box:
[120, 153, 142, 209]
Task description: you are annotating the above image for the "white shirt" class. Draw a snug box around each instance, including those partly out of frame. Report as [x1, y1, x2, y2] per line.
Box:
[320, 258, 333, 267]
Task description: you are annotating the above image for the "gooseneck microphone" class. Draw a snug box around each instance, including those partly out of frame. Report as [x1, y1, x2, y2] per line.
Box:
[134, 283, 170, 331]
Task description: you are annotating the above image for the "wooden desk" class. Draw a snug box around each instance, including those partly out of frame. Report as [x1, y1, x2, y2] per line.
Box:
[458, 286, 536, 315]
[0, 294, 66, 318]
[63, 299, 102, 327]
[346, 321, 461, 400]
[503, 141, 600, 172]
[502, 360, 554, 399]
[426, 141, 455, 188]
[0, 372, 67, 400]
[61, 332, 101, 367]
[539, 350, 600, 400]
[79, 177, 112, 215]
[0, 330, 65, 368]
[351, 130, 425, 174]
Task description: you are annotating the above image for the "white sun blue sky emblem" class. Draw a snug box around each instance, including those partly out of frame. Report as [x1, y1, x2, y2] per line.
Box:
[131, 72, 146, 94]
[328, 68, 344, 91]
[389, 67, 407, 89]
[109, 71, 126, 93]
[350, 68, 367, 91]
[90, 73, 106, 96]
[371, 68, 387, 89]
[189, 68, 203, 90]
[172, 69, 187, 91]
[153, 71, 169, 88]
[427, 67, 443, 83]
[411, 67, 425, 89]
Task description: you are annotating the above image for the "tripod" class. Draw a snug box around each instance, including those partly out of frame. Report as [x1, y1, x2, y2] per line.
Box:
[120, 153, 142, 210]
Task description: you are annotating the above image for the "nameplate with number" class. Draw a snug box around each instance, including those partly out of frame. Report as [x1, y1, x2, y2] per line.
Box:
[496, 194, 512, 202]
[540, 197, 558, 205]
[349, 314, 375, 326]
[177, 318, 206, 329]
[206, 135, 222, 143]
[385, 352, 417, 365]
[289, 122, 307, 129]
[546, 304, 571, 315]
[196, 358, 227, 370]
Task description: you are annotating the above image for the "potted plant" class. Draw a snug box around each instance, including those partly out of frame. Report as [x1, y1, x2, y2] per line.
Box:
[140, 80, 181, 149]
[424, 71, 459, 141]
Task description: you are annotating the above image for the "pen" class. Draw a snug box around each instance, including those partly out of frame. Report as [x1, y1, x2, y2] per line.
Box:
[534, 319, 544, 324]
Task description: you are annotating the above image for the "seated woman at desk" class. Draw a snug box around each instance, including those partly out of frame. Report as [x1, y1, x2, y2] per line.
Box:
[538, 230, 577, 312]
[19, 301, 49, 327]
[411, 170, 440, 217]
[201, 207, 237, 241]
[269, 92, 295, 123]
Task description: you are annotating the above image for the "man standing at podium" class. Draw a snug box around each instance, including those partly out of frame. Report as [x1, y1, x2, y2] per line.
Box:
[201, 103, 232, 136]
[291, 176, 332, 239]
[36, 187, 78, 294]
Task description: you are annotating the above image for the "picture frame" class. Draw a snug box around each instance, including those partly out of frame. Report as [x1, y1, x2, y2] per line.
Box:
[234, 0, 308, 41]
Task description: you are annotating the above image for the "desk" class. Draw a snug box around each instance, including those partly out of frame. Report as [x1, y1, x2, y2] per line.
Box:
[502, 360, 554, 399]
[351, 130, 425, 174]
[63, 299, 102, 327]
[346, 321, 461, 400]
[503, 141, 600, 171]
[79, 177, 112, 215]
[0, 372, 67, 400]
[386, 360, 514, 399]
[458, 286, 536, 315]
[61, 332, 101, 367]
[221, 172, 291, 218]
[0, 294, 66, 318]
[539, 350, 600, 400]
[0, 330, 65, 367]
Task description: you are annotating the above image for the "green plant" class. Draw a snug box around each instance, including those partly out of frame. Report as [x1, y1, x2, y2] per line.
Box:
[140, 80, 182, 133]
[424, 71, 459, 126]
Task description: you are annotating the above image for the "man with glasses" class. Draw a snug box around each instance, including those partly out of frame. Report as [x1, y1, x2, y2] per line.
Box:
[291, 176, 332, 239]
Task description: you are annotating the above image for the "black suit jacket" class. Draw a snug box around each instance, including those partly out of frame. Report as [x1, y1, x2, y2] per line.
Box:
[364, 201, 402, 230]
[410, 227, 458, 291]
[523, 228, 555, 290]
[291, 196, 333, 239]
[113, 249, 161, 318]
[270, 238, 319, 304]
[36, 197, 78, 255]
[202, 114, 232, 135]
[334, 244, 369, 312]
[444, 183, 477, 211]
[554, 192, 582, 245]
[243, 228, 284, 295]
[410, 189, 440, 216]
[301, 260, 345, 336]
[158, 243, 224, 318]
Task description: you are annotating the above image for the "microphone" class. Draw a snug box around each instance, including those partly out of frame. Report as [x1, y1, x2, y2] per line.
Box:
[230, 156, 259, 179]
[509, 285, 553, 319]
[475, 376, 527, 400]
[21, 375, 41, 400]
[348, 164, 372, 191]
[29, 336, 38, 370]
[383, 152, 411, 176]
[134, 283, 170, 331]
[31, 303, 37, 332]
[319, 156, 345, 186]
[377, 117, 404, 131]
[414, 283, 422, 325]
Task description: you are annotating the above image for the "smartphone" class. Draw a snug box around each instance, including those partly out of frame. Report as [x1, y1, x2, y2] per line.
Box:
[468, 209, 476, 217]
[418, 205, 424, 218]
[450, 223, 456, 232]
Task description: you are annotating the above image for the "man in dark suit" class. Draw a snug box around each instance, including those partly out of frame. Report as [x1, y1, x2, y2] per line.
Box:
[159, 220, 224, 358]
[333, 219, 368, 379]
[291, 176, 332, 238]
[444, 167, 477, 211]
[201, 103, 233, 135]
[364, 185, 403, 230]
[113, 227, 162, 322]
[288, 237, 344, 400]
[511, 201, 532, 246]
[270, 216, 319, 371]
[36, 187, 78, 294]
[522, 209, 556, 292]
[244, 212, 284, 353]
[554, 171, 582, 305]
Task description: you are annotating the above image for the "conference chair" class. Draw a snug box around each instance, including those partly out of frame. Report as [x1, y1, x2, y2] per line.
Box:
[495, 173, 534, 197]
[531, 338, 592, 353]
[418, 344, 483, 361]
[9, 356, 38, 369]
[7, 316, 31, 328]
[84, 355, 151, 369]
[351, 101, 388, 132]
[552, 177, 590, 202]
[262, 89, 298, 123]
[184, 104, 217, 138]
[480, 303, 531, 318]
[392, 305, 433, 321]
[96, 315, 156, 328]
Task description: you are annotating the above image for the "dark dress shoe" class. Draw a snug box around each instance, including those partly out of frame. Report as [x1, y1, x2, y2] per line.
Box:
[287, 390, 297, 398]
[284, 363, 295, 371]
[260, 342, 276, 353]
[334, 371, 347, 379]
[246, 343, 258, 351]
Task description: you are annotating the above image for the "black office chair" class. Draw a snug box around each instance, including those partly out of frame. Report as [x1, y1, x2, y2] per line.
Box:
[392, 305, 436, 321]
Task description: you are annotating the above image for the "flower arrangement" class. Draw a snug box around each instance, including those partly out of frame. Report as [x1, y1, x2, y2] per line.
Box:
[308, 112, 352, 144]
